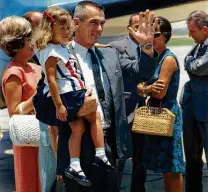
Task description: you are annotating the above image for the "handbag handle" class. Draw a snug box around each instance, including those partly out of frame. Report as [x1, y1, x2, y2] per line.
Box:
[146, 99, 163, 114]
[19, 103, 24, 115]
[147, 98, 162, 108]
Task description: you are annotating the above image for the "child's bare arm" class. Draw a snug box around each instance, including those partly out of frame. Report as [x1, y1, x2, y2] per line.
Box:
[45, 56, 67, 121]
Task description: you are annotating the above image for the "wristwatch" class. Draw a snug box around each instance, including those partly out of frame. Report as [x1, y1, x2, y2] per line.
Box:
[141, 43, 153, 50]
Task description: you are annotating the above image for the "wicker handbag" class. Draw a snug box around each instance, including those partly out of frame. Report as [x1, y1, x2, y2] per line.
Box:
[9, 103, 40, 147]
[132, 105, 175, 137]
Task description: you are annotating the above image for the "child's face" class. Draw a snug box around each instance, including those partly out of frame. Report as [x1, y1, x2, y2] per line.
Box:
[52, 20, 71, 44]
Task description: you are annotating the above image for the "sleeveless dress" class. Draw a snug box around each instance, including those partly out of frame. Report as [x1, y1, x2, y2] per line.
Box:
[2, 61, 41, 192]
[143, 49, 185, 173]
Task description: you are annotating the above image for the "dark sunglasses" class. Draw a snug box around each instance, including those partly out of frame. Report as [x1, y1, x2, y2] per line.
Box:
[154, 32, 162, 38]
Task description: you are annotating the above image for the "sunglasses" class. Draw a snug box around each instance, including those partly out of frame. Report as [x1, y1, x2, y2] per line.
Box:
[154, 32, 162, 38]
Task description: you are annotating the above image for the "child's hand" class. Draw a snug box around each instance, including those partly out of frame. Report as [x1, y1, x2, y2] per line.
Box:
[56, 104, 68, 121]
[85, 87, 93, 97]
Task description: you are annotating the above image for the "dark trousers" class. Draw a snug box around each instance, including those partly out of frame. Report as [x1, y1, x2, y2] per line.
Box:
[183, 100, 208, 192]
[117, 128, 146, 192]
[57, 122, 119, 192]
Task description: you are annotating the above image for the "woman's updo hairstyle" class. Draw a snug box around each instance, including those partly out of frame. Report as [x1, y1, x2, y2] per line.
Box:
[0, 16, 32, 57]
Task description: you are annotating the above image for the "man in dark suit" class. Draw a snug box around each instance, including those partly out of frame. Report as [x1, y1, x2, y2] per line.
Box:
[109, 14, 148, 192]
[180, 10, 208, 192]
[57, 2, 158, 191]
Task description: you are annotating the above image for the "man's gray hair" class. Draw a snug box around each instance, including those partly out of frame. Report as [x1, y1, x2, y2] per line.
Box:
[187, 10, 208, 27]
[73, 0, 104, 21]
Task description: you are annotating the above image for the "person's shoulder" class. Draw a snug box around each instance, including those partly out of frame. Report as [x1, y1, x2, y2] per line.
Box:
[39, 44, 66, 64]
[2, 61, 23, 82]
[109, 37, 127, 46]
[162, 50, 178, 70]
[109, 37, 128, 53]
[40, 44, 62, 53]
[97, 46, 117, 55]
[164, 49, 178, 61]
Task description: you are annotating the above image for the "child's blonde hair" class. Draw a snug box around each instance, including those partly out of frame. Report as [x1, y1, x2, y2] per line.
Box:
[35, 7, 73, 51]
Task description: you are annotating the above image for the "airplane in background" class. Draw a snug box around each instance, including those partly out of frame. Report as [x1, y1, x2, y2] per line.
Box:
[49, 0, 193, 18]
[0, 0, 194, 20]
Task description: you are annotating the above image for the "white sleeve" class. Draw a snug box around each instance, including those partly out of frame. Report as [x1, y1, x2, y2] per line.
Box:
[39, 45, 66, 67]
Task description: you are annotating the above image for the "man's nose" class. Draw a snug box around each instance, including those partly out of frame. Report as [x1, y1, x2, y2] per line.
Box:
[97, 24, 103, 31]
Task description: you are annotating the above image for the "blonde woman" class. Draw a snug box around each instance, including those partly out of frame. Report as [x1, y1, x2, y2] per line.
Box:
[0, 16, 41, 192]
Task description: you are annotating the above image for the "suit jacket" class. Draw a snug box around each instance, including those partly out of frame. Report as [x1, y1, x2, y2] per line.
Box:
[109, 37, 155, 124]
[180, 43, 208, 121]
[96, 45, 156, 158]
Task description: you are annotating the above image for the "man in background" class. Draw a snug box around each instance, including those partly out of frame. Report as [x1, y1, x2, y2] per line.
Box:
[110, 14, 148, 192]
[181, 10, 208, 192]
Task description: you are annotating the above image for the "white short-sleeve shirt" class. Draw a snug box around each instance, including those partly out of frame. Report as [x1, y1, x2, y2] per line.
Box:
[39, 44, 85, 96]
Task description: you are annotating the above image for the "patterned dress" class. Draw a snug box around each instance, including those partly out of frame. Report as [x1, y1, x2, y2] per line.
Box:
[143, 48, 185, 173]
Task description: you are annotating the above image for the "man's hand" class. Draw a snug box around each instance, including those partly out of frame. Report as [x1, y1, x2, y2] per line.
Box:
[128, 10, 158, 45]
[85, 87, 93, 97]
[77, 95, 97, 117]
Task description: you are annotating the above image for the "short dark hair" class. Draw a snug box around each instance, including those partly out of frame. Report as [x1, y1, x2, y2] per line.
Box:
[128, 14, 139, 26]
[187, 10, 208, 28]
[74, 0, 104, 21]
[156, 16, 172, 43]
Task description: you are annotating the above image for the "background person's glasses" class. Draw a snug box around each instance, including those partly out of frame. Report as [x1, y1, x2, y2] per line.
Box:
[154, 32, 162, 38]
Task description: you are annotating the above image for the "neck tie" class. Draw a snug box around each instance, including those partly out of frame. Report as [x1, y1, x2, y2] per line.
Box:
[197, 44, 203, 57]
[137, 46, 141, 57]
[88, 49, 105, 101]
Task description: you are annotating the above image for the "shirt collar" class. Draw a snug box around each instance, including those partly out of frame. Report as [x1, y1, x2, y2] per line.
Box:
[128, 36, 138, 46]
[203, 38, 208, 46]
[72, 40, 95, 59]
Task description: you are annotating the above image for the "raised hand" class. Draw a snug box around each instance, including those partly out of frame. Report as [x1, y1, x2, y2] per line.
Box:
[128, 10, 158, 45]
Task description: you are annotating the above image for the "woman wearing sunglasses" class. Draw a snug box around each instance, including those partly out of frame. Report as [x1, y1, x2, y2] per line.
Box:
[137, 16, 184, 192]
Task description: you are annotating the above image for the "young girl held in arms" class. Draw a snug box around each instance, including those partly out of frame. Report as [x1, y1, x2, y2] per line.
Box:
[34, 7, 113, 186]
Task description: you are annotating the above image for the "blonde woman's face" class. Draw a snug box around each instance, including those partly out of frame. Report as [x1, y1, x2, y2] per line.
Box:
[52, 21, 71, 44]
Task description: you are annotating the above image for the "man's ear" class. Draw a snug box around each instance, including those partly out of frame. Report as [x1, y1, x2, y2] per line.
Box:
[73, 18, 80, 29]
[204, 26, 208, 34]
